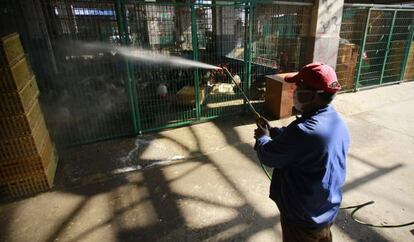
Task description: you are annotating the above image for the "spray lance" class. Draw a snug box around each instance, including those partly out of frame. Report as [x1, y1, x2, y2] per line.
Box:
[222, 68, 269, 131]
[222, 68, 261, 119]
[222, 67, 414, 229]
[222, 67, 270, 157]
[222, 67, 272, 179]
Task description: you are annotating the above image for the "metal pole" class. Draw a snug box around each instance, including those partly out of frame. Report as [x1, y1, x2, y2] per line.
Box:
[372, 8, 414, 12]
[379, 10, 397, 85]
[344, 3, 414, 9]
[243, 0, 253, 114]
[243, 1, 249, 92]
[242, 0, 255, 114]
[191, 4, 201, 120]
[400, 19, 414, 81]
[258, 1, 313, 6]
[116, 0, 141, 134]
[355, 8, 371, 91]
[247, 1, 254, 90]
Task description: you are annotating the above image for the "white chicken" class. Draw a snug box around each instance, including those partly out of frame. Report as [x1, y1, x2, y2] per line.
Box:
[233, 74, 241, 86]
[157, 83, 168, 98]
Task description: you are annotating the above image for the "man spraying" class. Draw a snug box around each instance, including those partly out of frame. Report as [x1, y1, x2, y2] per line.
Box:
[254, 63, 350, 242]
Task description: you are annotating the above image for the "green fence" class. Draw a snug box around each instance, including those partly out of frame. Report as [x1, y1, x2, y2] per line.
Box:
[2, 1, 413, 147]
[1, 0, 136, 146]
[336, 7, 368, 91]
[250, 1, 312, 99]
[123, 1, 251, 131]
[0, 0, 315, 146]
[337, 6, 414, 91]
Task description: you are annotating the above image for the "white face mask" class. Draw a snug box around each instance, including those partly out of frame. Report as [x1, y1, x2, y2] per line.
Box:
[293, 90, 317, 112]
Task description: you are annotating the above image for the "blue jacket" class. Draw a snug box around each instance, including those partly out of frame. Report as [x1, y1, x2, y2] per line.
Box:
[255, 105, 349, 228]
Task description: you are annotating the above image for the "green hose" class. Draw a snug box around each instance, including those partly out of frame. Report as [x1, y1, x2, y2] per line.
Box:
[259, 161, 414, 228]
[260, 162, 272, 180]
[341, 201, 414, 228]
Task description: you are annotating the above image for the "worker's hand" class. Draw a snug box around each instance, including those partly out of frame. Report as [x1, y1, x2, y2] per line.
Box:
[256, 117, 271, 129]
[254, 122, 270, 139]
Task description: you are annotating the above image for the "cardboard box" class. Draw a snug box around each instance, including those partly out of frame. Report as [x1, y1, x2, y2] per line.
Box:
[0, 56, 33, 92]
[176, 86, 205, 106]
[338, 44, 356, 64]
[0, 75, 39, 116]
[0, 136, 55, 182]
[264, 73, 296, 119]
[386, 40, 406, 78]
[336, 43, 358, 90]
[0, 100, 43, 139]
[0, 117, 49, 161]
[0, 148, 58, 199]
[0, 33, 25, 67]
[403, 42, 414, 81]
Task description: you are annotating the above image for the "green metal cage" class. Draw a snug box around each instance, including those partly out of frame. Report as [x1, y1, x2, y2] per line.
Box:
[339, 6, 414, 91]
[250, 1, 312, 100]
[2, 1, 412, 147]
[336, 7, 368, 91]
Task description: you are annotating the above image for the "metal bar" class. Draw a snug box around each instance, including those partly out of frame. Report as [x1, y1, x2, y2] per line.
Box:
[125, 1, 246, 7]
[371, 8, 414, 12]
[141, 120, 195, 133]
[355, 8, 372, 91]
[357, 80, 402, 92]
[199, 112, 247, 121]
[256, 1, 313, 6]
[142, 109, 252, 132]
[247, 1, 254, 90]
[248, 0, 256, 114]
[243, 1, 252, 114]
[61, 132, 134, 149]
[400, 19, 414, 81]
[243, 1, 249, 91]
[122, 3, 144, 134]
[191, 4, 201, 120]
[344, 3, 414, 9]
[126, 0, 313, 7]
[115, 0, 140, 134]
[379, 10, 397, 85]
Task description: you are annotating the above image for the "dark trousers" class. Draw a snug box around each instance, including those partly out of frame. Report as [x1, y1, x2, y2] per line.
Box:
[281, 218, 332, 242]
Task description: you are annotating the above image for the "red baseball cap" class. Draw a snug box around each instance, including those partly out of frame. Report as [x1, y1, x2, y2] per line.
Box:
[284, 63, 341, 93]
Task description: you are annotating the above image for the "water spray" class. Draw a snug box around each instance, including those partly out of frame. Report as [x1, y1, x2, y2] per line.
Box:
[78, 41, 221, 70]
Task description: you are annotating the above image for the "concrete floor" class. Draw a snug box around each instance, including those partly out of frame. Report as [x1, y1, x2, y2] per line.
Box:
[1, 82, 414, 242]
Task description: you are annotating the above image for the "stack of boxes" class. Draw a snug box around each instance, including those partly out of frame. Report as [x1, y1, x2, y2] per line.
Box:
[336, 43, 358, 91]
[403, 42, 414, 81]
[385, 40, 414, 82]
[176, 86, 205, 106]
[0, 33, 58, 199]
[387, 40, 407, 81]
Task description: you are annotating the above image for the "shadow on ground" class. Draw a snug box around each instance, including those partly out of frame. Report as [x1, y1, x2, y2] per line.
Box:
[0, 115, 400, 242]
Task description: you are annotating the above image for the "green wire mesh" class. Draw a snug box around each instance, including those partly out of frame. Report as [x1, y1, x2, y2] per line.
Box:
[125, 3, 198, 132]
[0, 0, 135, 146]
[338, 8, 414, 90]
[403, 31, 414, 81]
[196, 4, 248, 119]
[250, 3, 312, 104]
[336, 7, 368, 91]
[1, 1, 413, 147]
[382, 11, 414, 84]
[359, 10, 395, 87]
